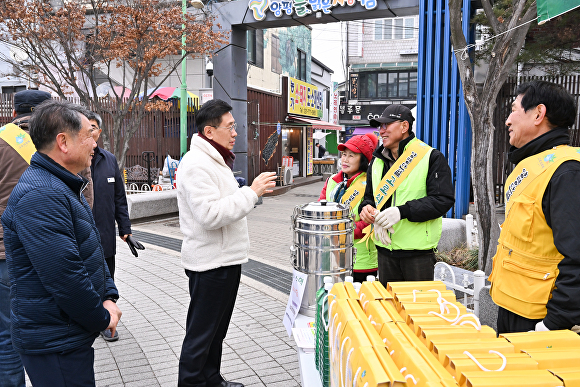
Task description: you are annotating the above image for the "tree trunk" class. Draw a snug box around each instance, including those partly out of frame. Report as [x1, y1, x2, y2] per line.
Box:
[448, 0, 536, 274]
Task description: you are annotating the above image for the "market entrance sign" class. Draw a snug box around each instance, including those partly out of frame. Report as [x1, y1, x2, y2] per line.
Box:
[249, 0, 377, 20]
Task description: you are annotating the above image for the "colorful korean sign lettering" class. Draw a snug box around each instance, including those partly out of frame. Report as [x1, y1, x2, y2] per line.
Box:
[249, 0, 377, 21]
[287, 77, 323, 119]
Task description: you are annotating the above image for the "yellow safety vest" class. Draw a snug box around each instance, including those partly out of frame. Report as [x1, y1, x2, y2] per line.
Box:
[0, 123, 36, 164]
[326, 173, 378, 271]
[489, 145, 580, 319]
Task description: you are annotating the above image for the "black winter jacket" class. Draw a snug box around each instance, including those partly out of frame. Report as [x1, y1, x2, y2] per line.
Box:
[507, 127, 580, 330]
[91, 147, 131, 258]
[359, 133, 455, 253]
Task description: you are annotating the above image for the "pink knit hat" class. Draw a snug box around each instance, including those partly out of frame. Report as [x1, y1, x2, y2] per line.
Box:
[337, 133, 378, 162]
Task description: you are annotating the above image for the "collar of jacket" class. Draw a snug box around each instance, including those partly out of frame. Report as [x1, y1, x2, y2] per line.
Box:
[508, 127, 570, 165]
[92, 146, 104, 165]
[12, 114, 31, 130]
[372, 131, 416, 162]
[33, 152, 89, 198]
[331, 171, 363, 186]
[197, 132, 235, 169]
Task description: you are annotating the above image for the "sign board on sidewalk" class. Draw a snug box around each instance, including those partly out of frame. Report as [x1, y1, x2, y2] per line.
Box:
[283, 269, 308, 337]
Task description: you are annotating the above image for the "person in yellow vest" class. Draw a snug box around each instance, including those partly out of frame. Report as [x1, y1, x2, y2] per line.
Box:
[488, 80, 580, 334]
[318, 134, 379, 282]
[359, 105, 454, 285]
[0, 89, 51, 387]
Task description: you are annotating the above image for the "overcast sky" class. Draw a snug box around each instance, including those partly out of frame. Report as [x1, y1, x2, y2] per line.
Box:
[311, 23, 346, 85]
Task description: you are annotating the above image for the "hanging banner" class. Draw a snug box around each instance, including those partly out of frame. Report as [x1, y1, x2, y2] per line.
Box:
[537, 0, 580, 24]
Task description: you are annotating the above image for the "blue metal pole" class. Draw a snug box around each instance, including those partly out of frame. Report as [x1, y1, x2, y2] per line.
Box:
[455, 0, 473, 218]
[440, 0, 451, 159]
[416, 0, 427, 139]
[431, 0, 443, 149]
[424, 0, 434, 145]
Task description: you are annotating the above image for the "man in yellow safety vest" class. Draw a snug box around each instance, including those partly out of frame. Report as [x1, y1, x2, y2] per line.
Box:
[489, 80, 580, 334]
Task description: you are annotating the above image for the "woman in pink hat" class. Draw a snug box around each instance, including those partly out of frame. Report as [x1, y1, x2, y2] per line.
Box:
[318, 134, 378, 282]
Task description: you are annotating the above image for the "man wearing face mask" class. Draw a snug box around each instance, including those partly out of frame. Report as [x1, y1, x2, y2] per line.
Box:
[359, 105, 454, 285]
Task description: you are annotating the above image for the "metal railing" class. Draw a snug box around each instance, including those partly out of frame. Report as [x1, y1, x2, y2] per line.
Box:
[433, 262, 486, 317]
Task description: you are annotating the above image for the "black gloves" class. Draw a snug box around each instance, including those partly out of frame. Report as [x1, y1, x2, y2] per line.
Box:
[126, 235, 145, 257]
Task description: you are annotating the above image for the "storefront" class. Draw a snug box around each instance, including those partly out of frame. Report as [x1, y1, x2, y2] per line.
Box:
[282, 76, 341, 177]
[339, 102, 414, 142]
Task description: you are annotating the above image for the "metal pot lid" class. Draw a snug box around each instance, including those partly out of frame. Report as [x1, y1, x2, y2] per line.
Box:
[294, 201, 352, 219]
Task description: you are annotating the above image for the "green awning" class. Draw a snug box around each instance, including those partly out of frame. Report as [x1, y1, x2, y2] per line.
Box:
[537, 0, 580, 25]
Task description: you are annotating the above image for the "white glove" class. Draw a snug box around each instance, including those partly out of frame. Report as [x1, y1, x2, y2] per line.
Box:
[375, 207, 401, 231]
[535, 321, 550, 331]
[374, 223, 391, 246]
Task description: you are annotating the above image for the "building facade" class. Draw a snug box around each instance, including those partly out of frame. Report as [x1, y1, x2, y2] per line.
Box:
[341, 16, 419, 140]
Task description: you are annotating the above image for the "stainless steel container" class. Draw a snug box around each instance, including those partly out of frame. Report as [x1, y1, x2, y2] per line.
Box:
[290, 201, 354, 316]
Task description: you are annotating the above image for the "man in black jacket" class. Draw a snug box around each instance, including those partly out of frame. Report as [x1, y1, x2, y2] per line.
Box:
[87, 112, 132, 342]
[359, 105, 454, 284]
[489, 80, 580, 334]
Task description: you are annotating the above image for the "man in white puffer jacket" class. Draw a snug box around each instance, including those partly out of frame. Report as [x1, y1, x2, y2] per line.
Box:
[177, 99, 276, 387]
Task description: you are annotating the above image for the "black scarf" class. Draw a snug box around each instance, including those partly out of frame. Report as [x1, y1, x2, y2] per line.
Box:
[508, 127, 570, 165]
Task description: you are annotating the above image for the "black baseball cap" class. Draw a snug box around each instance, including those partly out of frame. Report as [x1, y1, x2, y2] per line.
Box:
[14, 90, 52, 114]
[369, 104, 415, 128]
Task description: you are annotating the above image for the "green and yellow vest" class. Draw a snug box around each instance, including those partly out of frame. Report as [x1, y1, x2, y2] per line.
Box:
[326, 173, 378, 271]
[371, 138, 442, 250]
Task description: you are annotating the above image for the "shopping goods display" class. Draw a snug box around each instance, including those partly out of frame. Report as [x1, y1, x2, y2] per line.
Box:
[313, 279, 580, 387]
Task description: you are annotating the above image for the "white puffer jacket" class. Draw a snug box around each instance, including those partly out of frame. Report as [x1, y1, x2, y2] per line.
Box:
[177, 136, 258, 272]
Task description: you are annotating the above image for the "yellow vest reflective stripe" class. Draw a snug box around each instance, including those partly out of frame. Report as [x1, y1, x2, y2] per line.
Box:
[489, 146, 580, 319]
[0, 123, 36, 165]
[326, 174, 378, 271]
[371, 138, 441, 250]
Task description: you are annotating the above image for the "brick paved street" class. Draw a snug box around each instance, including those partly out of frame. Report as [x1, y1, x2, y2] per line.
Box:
[26, 181, 325, 386]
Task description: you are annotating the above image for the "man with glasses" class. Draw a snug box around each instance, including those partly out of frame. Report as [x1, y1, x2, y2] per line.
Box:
[177, 99, 276, 387]
[359, 105, 454, 285]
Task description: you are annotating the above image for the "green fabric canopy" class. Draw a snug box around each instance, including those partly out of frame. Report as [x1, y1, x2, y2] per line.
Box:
[537, 0, 580, 25]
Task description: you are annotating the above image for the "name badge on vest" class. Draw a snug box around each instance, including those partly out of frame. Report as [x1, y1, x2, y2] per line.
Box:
[107, 177, 115, 183]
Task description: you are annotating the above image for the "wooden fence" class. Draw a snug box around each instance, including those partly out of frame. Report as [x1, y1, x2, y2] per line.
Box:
[0, 93, 196, 170]
[493, 75, 580, 203]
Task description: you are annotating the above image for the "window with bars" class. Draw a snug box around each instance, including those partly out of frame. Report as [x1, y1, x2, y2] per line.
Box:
[374, 17, 415, 40]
